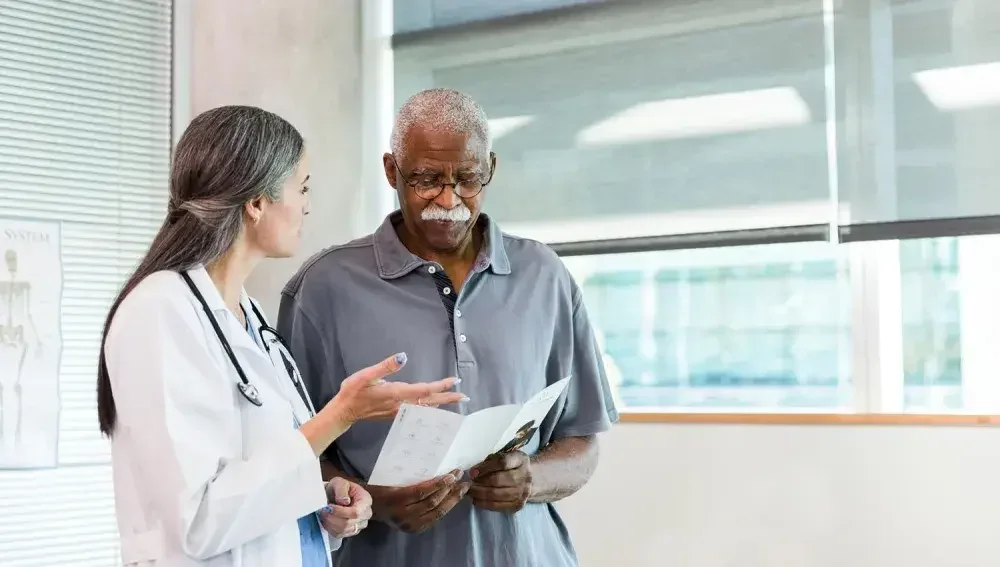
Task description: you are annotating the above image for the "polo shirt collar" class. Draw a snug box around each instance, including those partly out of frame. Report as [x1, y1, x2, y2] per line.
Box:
[373, 210, 512, 280]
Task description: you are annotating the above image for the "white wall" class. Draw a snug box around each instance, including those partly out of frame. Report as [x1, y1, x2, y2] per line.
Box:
[184, 0, 390, 315]
[560, 423, 1000, 567]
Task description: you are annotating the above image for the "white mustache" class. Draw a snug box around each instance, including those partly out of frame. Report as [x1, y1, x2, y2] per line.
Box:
[421, 204, 472, 222]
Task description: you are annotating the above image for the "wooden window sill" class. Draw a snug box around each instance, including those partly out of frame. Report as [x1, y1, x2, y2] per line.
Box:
[617, 411, 1000, 426]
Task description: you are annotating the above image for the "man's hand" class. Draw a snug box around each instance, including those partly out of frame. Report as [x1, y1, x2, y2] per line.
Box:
[468, 452, 533, 513]
[319, 477, 373, 538]
[367, 470, 469, 533]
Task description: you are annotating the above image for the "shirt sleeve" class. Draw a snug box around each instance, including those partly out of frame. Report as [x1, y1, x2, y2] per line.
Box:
[106, 283, 326, 560]
[551, 283, 621, 440]
[276, 290, 346, 464]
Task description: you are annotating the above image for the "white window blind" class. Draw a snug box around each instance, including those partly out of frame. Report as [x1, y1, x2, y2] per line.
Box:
[0, 0, 172, 565]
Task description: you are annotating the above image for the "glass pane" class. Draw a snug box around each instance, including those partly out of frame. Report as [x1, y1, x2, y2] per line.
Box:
[866, 0, 1000, 223]
[563, 241, 852, 411]
[899, 235, 1000, 412]
[407, 0, 837, 241]
[393, 0, 603, 34]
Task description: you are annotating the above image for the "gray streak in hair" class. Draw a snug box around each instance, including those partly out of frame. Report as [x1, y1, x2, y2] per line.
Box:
[390, 88, 492, 162]
[97, 105, 304, 437]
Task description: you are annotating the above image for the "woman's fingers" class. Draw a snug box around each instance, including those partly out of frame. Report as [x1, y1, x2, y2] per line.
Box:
[425, 376, 462, 393]
[326, 477, 353, 506]
[348, 481, 374, 508]
[414, 391, 470, 407]
[319, 507, 370, 538]
[389, 378, 467, 406]
[338, 356, 470, 421]
[343, 352, 407, 389]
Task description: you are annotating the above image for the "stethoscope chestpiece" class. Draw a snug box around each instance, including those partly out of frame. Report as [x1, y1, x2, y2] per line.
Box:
[238, 381, 263, 407]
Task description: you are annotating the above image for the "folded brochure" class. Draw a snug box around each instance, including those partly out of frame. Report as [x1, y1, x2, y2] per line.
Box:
[367, 376, 571, 487]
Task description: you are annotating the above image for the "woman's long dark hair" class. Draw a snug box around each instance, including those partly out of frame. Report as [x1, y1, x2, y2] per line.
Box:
[97, 105, 304, 437]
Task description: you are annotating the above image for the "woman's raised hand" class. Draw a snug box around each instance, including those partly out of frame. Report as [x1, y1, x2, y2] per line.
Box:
[303, 352, 467, 457]
[334, 352, 468, 423]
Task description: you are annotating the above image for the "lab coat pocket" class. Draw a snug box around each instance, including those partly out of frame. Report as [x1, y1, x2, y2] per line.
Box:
[236, 381, 294, 460]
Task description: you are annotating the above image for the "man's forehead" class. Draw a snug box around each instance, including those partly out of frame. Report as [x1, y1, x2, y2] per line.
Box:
[408, 153, 482, 172]
[403, 126, 487, 163]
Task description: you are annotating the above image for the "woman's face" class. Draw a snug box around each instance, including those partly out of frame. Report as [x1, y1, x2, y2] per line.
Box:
[248, 153, 311, 258]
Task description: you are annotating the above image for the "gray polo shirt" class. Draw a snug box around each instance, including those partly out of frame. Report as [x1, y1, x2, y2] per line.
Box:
[277, 211, 618, 567]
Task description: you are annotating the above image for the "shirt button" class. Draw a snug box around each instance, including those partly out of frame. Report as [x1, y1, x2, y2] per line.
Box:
[459, 334, 467, 343]
[442, 287, 451, 295]
[428, 266, 437, 274]
[455, 309, 462, 318]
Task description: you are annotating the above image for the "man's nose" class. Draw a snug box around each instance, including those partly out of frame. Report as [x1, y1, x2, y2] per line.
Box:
[434, 184, 462, 209]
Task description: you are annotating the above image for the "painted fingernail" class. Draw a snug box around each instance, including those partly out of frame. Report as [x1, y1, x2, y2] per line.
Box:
[322, 506, 334, 514]
[460, 396, 470, 402]
[444, 474, 457, 485]
[394, 352, 407, 365]
[452, 378, 462, 386]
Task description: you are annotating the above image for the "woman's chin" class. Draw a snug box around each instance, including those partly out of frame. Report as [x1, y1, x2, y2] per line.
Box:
[263, 239, 300, 259]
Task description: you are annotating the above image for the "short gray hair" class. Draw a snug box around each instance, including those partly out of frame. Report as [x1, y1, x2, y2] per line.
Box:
[390, 88, 491, 161]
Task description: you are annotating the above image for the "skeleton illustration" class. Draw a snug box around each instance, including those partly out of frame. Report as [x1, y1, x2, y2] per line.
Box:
[0, 249, 38, 448]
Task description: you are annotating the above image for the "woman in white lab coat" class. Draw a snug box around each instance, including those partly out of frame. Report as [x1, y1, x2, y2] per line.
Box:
[95, 106, 464, 566]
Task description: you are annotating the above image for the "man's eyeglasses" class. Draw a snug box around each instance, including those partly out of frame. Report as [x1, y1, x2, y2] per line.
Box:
[391, 156, 493, 200]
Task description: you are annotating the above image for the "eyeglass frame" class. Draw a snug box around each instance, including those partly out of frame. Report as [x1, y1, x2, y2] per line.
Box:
[390, 154, 495, 201]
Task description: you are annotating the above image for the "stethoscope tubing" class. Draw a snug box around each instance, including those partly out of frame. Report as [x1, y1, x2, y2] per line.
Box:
[180, 271, 314, 415]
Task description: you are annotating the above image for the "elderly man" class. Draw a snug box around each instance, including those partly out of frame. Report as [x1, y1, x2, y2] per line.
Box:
[277, 88, 618, 566]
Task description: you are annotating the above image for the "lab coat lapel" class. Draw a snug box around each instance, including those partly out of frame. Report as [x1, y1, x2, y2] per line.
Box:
[185, 267, 310, 422]
[184, 267, 274, 375]
[241, 297, 315, 426]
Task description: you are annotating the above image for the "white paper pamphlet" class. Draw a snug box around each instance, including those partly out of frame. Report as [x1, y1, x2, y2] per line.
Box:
[367, 376, 571, 487]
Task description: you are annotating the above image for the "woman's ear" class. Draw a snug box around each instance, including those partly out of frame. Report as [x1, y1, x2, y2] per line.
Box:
[245, 198, 265, 225]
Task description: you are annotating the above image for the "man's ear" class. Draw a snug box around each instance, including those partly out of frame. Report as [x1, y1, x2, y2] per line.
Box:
[382, 153, 397, 188]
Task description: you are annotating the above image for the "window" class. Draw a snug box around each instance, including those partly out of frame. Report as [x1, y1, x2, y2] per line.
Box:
[0, 1, 172, 564]
[897, 234, 1000, 413]
[389, 0, 1000, 415]
[393, 0, 604, 35]
[900, 237, 961, 411]
[395, 0, 835, 240]
[563, 242, 852, 411]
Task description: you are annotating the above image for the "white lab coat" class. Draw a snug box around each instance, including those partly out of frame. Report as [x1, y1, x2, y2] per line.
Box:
[104, 266, 338, 566]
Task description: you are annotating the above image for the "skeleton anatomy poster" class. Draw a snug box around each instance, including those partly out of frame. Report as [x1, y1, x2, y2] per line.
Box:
[0, 218, 62, 469]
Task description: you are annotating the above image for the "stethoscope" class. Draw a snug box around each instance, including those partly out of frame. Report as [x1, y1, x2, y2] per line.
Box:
[180, 271, 315, 416]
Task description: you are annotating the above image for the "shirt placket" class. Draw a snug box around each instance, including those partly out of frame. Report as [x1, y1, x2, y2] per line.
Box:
[425, 262, 482, 394]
